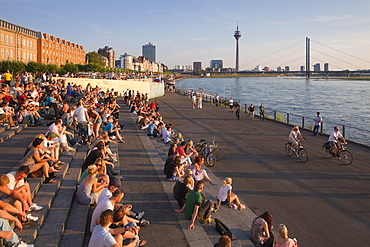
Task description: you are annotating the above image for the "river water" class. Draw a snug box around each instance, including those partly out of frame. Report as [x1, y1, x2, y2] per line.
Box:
[177, 77, 370, 146]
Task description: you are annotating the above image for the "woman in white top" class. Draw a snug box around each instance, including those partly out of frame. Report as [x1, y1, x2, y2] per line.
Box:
[288, 126, 304, 152]
[216, 177, 245, 210]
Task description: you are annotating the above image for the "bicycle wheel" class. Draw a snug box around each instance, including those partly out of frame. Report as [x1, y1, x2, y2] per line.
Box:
[338, 150, 353, 165]
[195, 144, 202, 153]
[298, 148, 309, 163]
[321, 145, 332, 159]
[285, 142, 294, 156]
[206, 152, 216, 167]
[213, 147, 223, 161]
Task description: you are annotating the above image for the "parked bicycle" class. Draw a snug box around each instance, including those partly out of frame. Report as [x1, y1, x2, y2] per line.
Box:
[194, 139, 220, 167]
[322, 142, 353, 165]
[285, 140, 309, 163]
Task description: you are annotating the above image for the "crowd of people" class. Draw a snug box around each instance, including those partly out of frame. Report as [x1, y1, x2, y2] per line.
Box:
[0, 71, 153, 246]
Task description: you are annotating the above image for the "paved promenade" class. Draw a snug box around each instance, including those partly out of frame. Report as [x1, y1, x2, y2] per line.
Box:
[152, 92, 370, 247]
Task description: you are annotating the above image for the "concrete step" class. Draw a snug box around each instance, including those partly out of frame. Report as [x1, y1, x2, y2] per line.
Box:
[17, 152, 75, 244]
[0, 124, 28, 143]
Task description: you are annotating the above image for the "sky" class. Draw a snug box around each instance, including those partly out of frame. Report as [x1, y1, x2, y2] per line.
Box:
[2, 0, 370, 70]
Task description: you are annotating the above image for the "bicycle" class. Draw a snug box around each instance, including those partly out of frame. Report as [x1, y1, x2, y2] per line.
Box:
[206, 138, 223, 161]
[285, 140, 309, 163]
[195, 139, 217, 167]
[322, 142, 353, 165]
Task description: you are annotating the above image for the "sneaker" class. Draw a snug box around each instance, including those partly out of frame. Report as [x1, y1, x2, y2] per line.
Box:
[27, 214, 38, 222]
[18, 241, 34, 247]
[74, 143, 81, 147]
[29, 203, 43, 211]
[11, 126, 20, 129]
[140, 220, 150, 227]
[110, 136, 116, 140]
[136, 211, 145, 220]
[64, 151, 73, 156]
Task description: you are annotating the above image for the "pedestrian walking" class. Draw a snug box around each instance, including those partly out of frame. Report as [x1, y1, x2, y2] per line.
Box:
[235, 102, 241, 120]
[229, 97, 234, 112]
[313, 112, 322, 136]
[259, 103, 265, 121]
[197, 93, 203, 109]
[214, 94, 219, 107]
[248, 104, 255, 120]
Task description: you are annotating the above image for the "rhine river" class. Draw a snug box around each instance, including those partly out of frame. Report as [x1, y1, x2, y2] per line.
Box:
[177, 77, 370, 145]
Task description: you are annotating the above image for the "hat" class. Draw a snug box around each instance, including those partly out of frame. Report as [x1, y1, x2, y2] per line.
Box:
[109, 178, 121, 188]
[47, 132, 57, 139]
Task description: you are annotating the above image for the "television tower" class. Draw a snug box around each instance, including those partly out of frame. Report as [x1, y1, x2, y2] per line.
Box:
[234, 24, 242, 72]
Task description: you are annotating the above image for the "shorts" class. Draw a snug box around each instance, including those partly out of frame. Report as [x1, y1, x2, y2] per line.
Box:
[329, 141, 339, 148]
[229, 105, 234, 109]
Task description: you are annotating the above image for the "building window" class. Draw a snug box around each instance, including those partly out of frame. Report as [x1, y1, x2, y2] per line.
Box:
[1, 48, 4, 57]
[0, 34, 3, 42]
[18, 51, 20, 59]
[5, 49, 9, 58]
[18, 37, 21, 45]
[5, 34, 8, 43]
[10, 50, 13, 58]
[9, 36, 13, 44]
[23, 39, 26, 47]
[34, 54, 36, 60]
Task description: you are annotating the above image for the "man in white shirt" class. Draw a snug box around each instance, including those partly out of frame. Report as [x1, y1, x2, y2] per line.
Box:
[89, 209, 136, 247]
[73, 102, 89, 144]
[328, 126, 347, 154]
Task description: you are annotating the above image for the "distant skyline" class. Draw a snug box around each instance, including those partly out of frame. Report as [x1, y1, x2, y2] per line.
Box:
[2, 0, 370, 70]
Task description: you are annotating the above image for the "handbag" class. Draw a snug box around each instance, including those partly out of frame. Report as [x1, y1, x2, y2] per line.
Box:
[215, 218, 232, 239]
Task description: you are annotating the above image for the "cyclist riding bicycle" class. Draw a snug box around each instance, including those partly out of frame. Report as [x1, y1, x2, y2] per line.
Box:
[328, 126, 347, 156]
[288, 126, 304, 155]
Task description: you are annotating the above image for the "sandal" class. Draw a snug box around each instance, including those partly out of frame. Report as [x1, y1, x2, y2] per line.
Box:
[139, 240, 146, 246]
[49, 172, 59, 178]
[44, 178, 57, 184]
[54, 161, 66, 166]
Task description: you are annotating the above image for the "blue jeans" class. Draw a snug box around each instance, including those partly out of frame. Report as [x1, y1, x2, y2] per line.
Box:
[0, 218, 20, 247]
[313, 125, 320, 136]
[78, 122, 88, 142]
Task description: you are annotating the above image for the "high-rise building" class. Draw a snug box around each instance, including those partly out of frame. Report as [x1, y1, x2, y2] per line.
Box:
[98, 46, 115, 68]
[300, 66, 305, 72]
[277, 66, 282, 72]
[142, 42, 156, 62]
[313, 63, 320, 72]
[210, 60, 223, 69]
[324, 63, 329, 72]
[285, 66, 290, 72]
[234, 24, 242, 72]
[193, 62, 202, 71]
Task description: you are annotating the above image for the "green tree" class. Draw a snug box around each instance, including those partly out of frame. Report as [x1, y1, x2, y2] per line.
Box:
[26, 61, 45, 74]
[0, 61, 26, 74]
[87, 52, 106, 66]
[61, 62, 79, 74]
[45, 64, 60, 74]
[85, 63, 104, 72]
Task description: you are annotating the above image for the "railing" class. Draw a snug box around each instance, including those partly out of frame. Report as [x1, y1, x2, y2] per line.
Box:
[176, 88, 370, 147]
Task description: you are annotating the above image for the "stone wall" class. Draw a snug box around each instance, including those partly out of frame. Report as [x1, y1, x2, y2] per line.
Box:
[55, 77, 164, 99]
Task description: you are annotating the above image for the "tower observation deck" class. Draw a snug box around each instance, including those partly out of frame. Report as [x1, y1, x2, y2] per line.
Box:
[234, 25, 242, 72]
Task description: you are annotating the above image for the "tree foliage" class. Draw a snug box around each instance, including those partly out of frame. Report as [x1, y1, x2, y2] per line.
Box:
[61, 62, 78, 74]
[26, 61, 45, 74]
[87, 52, 106, 66]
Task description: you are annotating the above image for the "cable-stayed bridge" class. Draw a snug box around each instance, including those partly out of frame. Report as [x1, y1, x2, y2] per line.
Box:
[237, 37, 370, 77]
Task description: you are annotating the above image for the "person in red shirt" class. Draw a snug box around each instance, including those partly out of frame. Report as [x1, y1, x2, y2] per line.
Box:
[176, 141, 193, 165]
